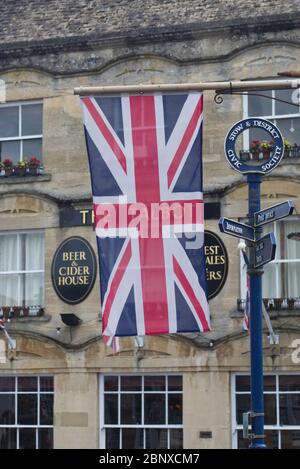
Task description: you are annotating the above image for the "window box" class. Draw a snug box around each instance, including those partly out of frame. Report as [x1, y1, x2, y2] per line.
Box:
[287, 298, 295, 309]
[237, 297, 300, 313]
[0, 306, 45, 319]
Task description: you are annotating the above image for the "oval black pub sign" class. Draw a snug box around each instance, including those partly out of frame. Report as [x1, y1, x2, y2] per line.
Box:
[51, 236, 97, 304]
[204, 230, 228, 300]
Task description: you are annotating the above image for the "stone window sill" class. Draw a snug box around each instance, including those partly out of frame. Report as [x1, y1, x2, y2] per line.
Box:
[0, 173, 51, 184]
[1, 306, 45, 319]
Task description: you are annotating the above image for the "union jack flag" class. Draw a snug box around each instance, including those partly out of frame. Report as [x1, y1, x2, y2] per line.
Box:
[81, 92, 210, 338]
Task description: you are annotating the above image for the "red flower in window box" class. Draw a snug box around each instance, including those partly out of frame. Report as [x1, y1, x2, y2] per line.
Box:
[250, 140, 261, 160]
[28, 156, 41, 175]
[2, 158, 13, 168]
[2, 158, 14, 177]
[28, 156, 41, 167]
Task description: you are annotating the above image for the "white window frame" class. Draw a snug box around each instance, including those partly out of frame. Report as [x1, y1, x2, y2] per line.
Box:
[0, 100, 43, 162]
[99, 374, 183, 449]
[0, 230, 44, 307]
[243, 91, 300, 149]
[0, 375, 54, 449]
[239, 217, 300, 301]
[263, 218, 300, 299]
[231, 372, 300, 449]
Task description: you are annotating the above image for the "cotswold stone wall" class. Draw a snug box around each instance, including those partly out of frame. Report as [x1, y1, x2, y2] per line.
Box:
[1, 0, 299, 46]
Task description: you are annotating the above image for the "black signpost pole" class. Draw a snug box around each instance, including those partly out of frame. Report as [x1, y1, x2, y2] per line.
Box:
[247, 174, 266, 449]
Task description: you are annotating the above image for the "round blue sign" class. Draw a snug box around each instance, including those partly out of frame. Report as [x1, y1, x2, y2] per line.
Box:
[224, 118, 284, 174]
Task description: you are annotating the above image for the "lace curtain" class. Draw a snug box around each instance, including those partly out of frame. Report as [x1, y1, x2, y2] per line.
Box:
[0, 232, 44, 306]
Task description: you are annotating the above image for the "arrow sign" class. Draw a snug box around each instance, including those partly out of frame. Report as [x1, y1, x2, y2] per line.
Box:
[254, 200, 294, 227]
[218, 217, 255, 242]
[254, 232, 276, 268]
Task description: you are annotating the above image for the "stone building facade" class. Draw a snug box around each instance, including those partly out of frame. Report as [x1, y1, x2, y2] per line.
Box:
[0, 0, 300, 449]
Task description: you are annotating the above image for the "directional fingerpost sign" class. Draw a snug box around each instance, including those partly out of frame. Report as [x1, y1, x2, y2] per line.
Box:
[218, 217, 255, 242]
[254, 200, 294, 227]
[254, 232, 276, 268]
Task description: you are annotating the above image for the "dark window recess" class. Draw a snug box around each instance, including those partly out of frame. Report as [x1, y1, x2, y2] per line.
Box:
[204, 202, 221, 220]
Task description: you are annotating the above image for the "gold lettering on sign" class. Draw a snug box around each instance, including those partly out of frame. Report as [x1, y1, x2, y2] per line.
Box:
[59, 250, 90, 287]
[80, 210, 89, 224]
[205, 244, 225, 282]
[79, 209, 95, 225]
[62, 251, 87, 261]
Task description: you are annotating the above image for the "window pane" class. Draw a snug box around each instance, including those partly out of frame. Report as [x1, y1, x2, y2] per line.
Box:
[40, 376, 53, 392]
[104, 394, 118, 424]
[236, 375, 250, 392]
[121, 376, 141, 391]
[262, 263, 277, 298]
[275, 89, 298, 116]
[0, 428, 16, 449]
[104, 376, 118, 392]
[144, 394, 165, 424]
[170, 429, 183, 449]
[144, 376, 165, 391]
[168, 394, 182, 424]
[280, 394, 300, 425]
[168, 376, 182, 391]
[40, 394, 53, 425]
[276, 118, 300, 147]
[236, 376, 276, 392]
[264, 376, 276, 391]
[284, 221, 300, 296]
[17, 394, 37, 424]
[24, 273, 44, 306]
[18, 376, 37, 392]
[237, 430, 249, 449]
[0, 140, 21, 164]
[248, 91, 272, 117]
[0, 106, 19, 138]
[285, 262, 300, 298]
[279, 375, 300, 392]
[19, 428, 36, 449]
[122, 428, 143, 449]
[0, 274, 19, 306]
[121, 394, 141, 424]
[146, 429, 168, 449]
[0, 395, 15, 424]
[25, 233, 44, 270]
[238, 430, 278, 449]
[265, 394, 276, 425]
[23, 138, 42, 162]
[236, 394, 250, 425]
[0, 234, 19, 271]
[38, 428, 53, 449]
[281, 430, 300, 449]
[106, 428, 120, 449]
[0, 376, 15, 392]
[265, 430, 279, 449]
[21, 104, 42, 136]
